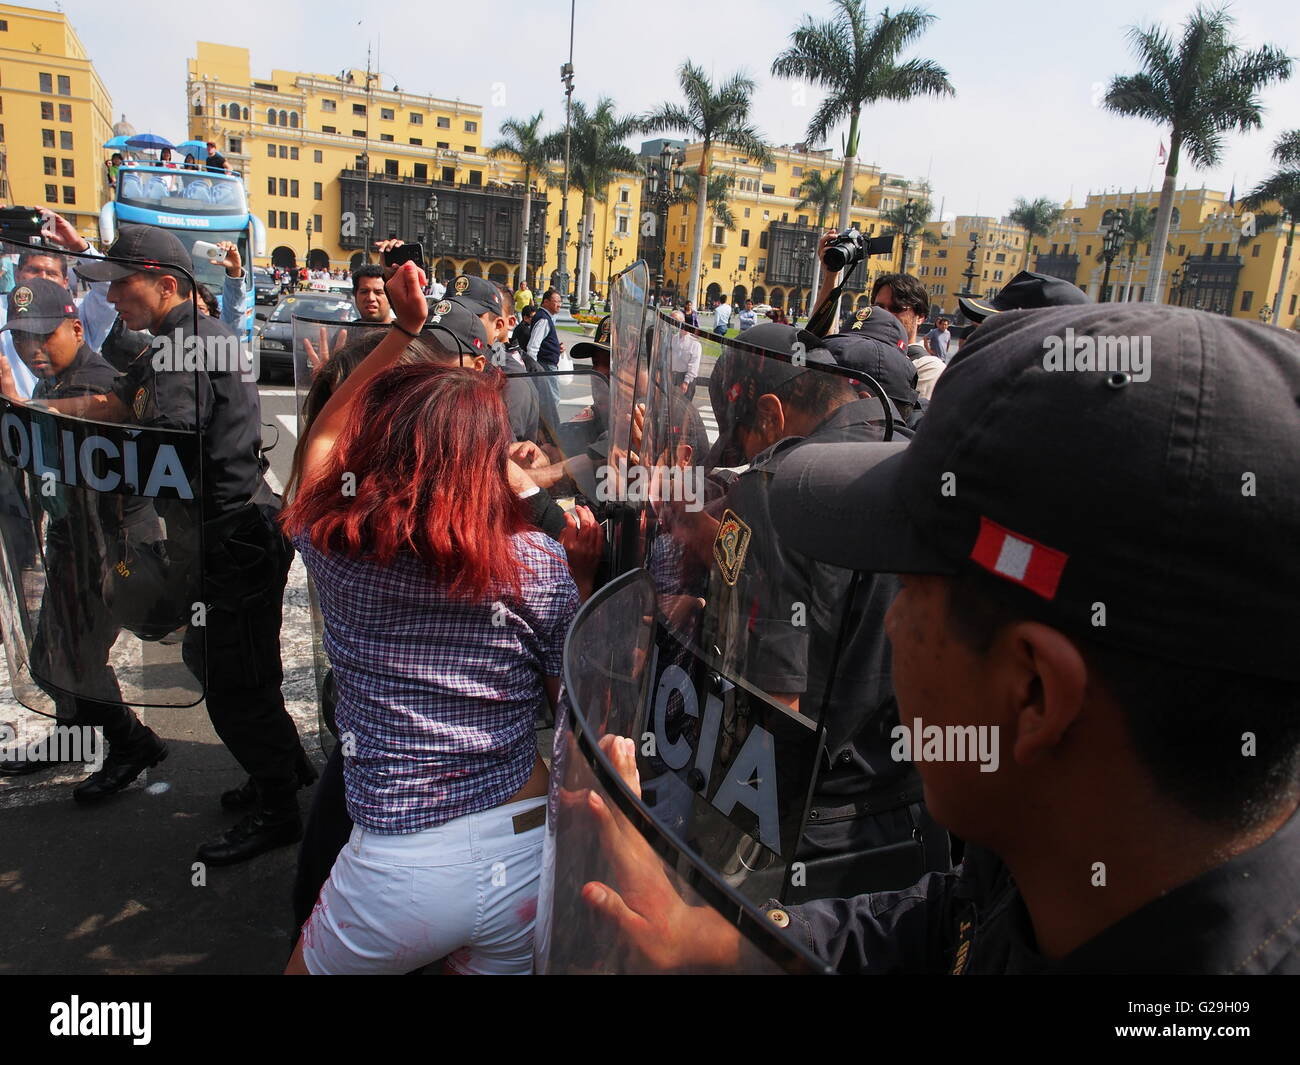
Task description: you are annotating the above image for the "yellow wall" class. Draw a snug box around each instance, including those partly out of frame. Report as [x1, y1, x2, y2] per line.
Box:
[915, 215, 1030, 313]
[662, 140, 913, 307]
[0, 3, 114, 242]
[1041, 189, 1300, 325]
[186, 41, 642, 291]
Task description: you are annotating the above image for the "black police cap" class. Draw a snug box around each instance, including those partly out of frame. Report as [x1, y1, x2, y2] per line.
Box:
[770, 303, 1300, 682]
[2, 278, 78, 336]
[958, 270, 1090, 323]
[75, 224, 194, 283]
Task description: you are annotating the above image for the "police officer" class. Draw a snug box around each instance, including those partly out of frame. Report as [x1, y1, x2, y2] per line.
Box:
[822, 305, 923, 429]
[582, 304, 1300, 973]
[698, 323, 950, 898]
[446, 274, 544, 443]
[0, 278, 167, 787]
[10, 225, 313, 864]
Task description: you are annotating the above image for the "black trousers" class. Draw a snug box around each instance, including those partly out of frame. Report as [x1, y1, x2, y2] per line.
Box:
[292, 741, 352, 933]
[31, 533, 149, 753]
[182, 503, 306, 809]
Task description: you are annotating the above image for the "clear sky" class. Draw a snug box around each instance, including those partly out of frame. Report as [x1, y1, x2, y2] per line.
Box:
[45, 0, 1300, 219]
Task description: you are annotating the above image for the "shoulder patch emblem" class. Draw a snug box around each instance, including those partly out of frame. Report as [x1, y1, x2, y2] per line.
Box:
[132, 386, 149, 421]
[712, 508, 752, 587]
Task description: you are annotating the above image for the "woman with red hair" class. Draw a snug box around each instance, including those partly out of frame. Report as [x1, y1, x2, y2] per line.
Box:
[283, 263, 578, 974]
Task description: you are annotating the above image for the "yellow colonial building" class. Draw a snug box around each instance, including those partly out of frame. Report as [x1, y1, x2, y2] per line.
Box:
[186, 41, 641, 294]
[914, 215, 1031, 315]
[0, 3, 113, 243]
[1031, 188, 1299, 327]
[642, 139, 915, 313]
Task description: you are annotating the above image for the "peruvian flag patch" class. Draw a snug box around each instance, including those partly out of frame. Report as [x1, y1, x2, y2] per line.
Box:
[969, 516, 1068, 600]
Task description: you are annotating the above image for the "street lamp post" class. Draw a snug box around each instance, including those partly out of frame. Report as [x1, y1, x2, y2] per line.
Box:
[424, 194, 439, 288]
[305, 218, 313, 272]
[672, 252, 687, 299]
[648, 144, 684, 310]
[1099, 210, 1127, 302]
[962, 232, 981, 295]
[556, 1, 576, 321]
[604, 239, 619, 311]
[898, 198, 921, 275]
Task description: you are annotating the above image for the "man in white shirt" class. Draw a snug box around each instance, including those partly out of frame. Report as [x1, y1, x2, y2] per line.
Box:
[712, 295, 732, 337]
[736, 299, 758, 332]
[670, 309, 702, 401]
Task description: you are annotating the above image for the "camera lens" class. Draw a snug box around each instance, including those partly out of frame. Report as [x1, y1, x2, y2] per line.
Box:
[824, 246, 847, 272]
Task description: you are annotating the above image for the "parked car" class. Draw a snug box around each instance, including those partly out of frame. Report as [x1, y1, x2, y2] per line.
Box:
[256, 292, 359, 382]
[253, 266, 279, 306]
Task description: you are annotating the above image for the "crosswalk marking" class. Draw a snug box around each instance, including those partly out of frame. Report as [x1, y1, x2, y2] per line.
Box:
[276, 413, 298, 440]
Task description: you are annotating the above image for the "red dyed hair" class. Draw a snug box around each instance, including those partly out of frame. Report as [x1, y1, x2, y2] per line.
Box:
[281, 363, 531, 602]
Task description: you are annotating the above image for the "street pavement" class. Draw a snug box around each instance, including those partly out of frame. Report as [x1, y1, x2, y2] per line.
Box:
[0, 348, 722, 974]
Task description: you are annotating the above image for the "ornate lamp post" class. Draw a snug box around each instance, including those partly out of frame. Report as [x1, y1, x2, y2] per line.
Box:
[961, 231, 981, 295]
[424, 194, 439, 287]
[604, 239, 619, 311]
[897, 198, 921, 275]
[1099, 209, 1127, 302]
[305, 217, 313, 271]
[647, 143, 685, 309]
[672, 252, 688, 299]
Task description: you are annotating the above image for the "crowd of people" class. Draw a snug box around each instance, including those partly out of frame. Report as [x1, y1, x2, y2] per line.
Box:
[0, 203, 1296, 975]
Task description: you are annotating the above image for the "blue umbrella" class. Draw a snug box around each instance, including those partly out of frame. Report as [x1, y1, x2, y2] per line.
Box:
[103, 135, 131, 150]
[177, 140, 209, 159]
[125, 133, 175, 151]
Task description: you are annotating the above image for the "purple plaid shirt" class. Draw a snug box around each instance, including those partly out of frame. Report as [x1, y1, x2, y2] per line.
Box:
[294, 530, 578, 833]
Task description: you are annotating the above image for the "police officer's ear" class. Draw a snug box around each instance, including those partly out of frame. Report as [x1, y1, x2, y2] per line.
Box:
[755, 393, 786, 437]
[66, 317, 84, 344]
[469, 354, 487, 372]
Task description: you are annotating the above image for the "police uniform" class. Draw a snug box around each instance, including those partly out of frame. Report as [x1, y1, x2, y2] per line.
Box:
[452, 276, 556, 447]
[78, 226, 310, 860]
[762, 303, 1300, 973]
[0, 279, 162, 781]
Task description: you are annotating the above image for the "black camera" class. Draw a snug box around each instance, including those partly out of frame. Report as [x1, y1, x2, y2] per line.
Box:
[822, 227, 897, 272]
[823, 227, 866, 272]
[0, 207, 46, 243]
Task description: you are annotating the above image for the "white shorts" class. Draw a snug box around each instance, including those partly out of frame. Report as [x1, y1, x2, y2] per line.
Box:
[301, 796, 546, 975]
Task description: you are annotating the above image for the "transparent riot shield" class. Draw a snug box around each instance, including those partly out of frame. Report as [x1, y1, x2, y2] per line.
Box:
[539, 307, 906, 969]
[537, 569, 831, 974]
[0, 234, 206, 722]
[605, 262, 652, 576]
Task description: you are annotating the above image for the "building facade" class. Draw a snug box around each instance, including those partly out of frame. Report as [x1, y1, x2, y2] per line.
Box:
[0, 4, 113, 244]
[1031, 188, 1299, 327]
[640, 140, 915, 312]
[186, 41, 642, 296]
[914, 215, 1032, 314]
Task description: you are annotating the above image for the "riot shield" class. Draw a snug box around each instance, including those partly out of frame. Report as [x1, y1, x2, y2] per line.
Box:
[604, 262, 652, 576]
[0, 235, 206, 718]
[539, 311, 904, 970]
[538, 569, 830, 974]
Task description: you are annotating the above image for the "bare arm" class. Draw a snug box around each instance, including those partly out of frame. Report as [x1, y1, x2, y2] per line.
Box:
[297, 262, 427, 488]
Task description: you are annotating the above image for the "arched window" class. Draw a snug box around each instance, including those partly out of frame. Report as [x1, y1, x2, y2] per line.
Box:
[267, 108, 277, 125]
[242, 107, 249, 121]
[289, 112, 299, 129]
[220, 104, 228, 118]
[278, 110, 288, 126]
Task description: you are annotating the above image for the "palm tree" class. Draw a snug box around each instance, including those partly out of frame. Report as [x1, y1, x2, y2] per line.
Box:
[1103, 5, 1292, 303]
[772, 1, 953, 232]
[1116, 204, 1158, 302]
[487, 112, 550, 290]
[1008, 196, 1063, 272]
[641, 62, 772, 307]
[881, 198, 937, 274]
[545, 98, 641, 309]
[1243, 129, 1300, 325]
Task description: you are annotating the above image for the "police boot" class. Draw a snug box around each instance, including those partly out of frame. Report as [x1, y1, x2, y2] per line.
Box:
[0, 735, 78, 776]
[219, 750, 318, 810]
[196, 793, 303, 867]
[72, 729, 169, 804]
